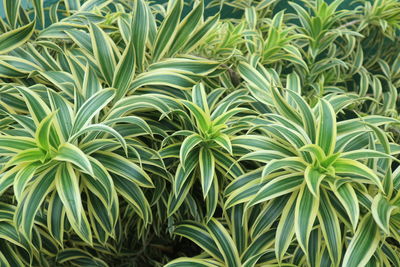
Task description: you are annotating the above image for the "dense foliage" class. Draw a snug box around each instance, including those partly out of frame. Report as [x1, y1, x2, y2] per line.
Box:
[0, 0, 400, 266]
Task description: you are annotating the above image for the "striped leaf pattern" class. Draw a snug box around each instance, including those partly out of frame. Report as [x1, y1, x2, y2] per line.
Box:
[0, 0, 398, 266]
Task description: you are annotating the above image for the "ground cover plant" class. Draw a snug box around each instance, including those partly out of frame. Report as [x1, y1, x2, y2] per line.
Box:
[0, 0, 400, 266]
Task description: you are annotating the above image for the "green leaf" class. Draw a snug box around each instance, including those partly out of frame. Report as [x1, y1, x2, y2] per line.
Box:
[262, 157, 306, 179]
[35, 112, 56, 151]
[316, 99, 336, 156]
[304, 166, 325, 197]
[131, 0, 149, 72]
[371, 193, 395, 234]
[113, 174, 150, 223]
[168, 0, 204, 56]
[69, 124, 127, 154]
[32, 0, 44, 27]
[207, 219, 241, 267]
[318, 190, 342, 266]
[237, 62, 273, 105]
[248, 173, 303, 207]
[0, 136, 36, 154]
[71, 88, 115, 135]
[129, 69, 198, 92]
[14, 162, 40, 202]
[15, 168, 57, 239]
[342, 215, 380, 267]
[333, 158, 383, 191]
[183, 13, 219, 53]
[214, 134, 232, 154]
[295, 184, 319, 254]
[275, 192, 297, 262]
[192, 83, 209, 114]
[175, 221, 223, 260]
[89, 23, 117, 85]
[8, 148, 46, 165]
[56, 163, 84, 231]
[94, 151, 153, 188]
[17, 86, 52, 124]
[0, 21, 35, 54]
[54, 143, 93, 175]
[47, 191, 65, 245]
[286, 90, 316, 142]
[152, 0, 183, 61]
[270, 86, 303, 125]
[199, 147, 215, 197]
[165, 257, 220, 267]
[182, 100, 211, 133]
[4, 0, 22, 28]
[48, 90, 73, 141]
[180, 134, 203, 168]
[104, 116, 152, 136]
[333, 183, 359, 231]
[112, 40, 135, 101]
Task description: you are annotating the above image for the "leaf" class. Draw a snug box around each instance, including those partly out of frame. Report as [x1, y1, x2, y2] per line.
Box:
[342, 215, 380, 267]
[237, 62, 273, 105]
[192, 83, 209, 114]
[152, 0, 183, 61]
[333, 183, 359, 231]
[0, 21, 35, 54]
[35, 112, 56, 151]
[207, 219, 241, 267]
[183, 13, 219, 53]
[214, 134, 232, 154]
[165, 257, 220, 267]
[112, 40, 135, 101]
[286, 90, 316, 142]
[295, 184, 319, 254]
[248, 174, 303, 207]
[17, 86, 52, 124]
[47, 191, 65, 245]
[15, 168, 57, 239]
[55, 163, 84, 229]
[275, 192, 297, 262]
[131, 0, 149, 71]
[48, 90, 73, 141]
[129, 69, 198, 92]
[8, 148, 46, 166]
[304, 166, 325, 197]
[32, 0, 44, 27]
[54, 143, 93, 175]
[180, 134, 203, 168]
[371, 193, 395, 234]
[104, 116, 152, 136]
[181, 100, 211, 132]
[89, 23, 117, 85]
[318, 190, 342, 266]
[14, 162, 40, 202]
[262, 157, 306, 179]
[168, 0, 204, 56]
[270, 86, 303, 125]
[94, 151, 153, 188]
[175, 221, 223, 260]
[316, 99, 336, 156]
[174, 150, 198, 195]
[0, 136, 36, 154]
[69, 124, 127, 154]
[4, 0, 22, 28]
[113, 174, 150, 223]
[199, 147, 215, 197]
[71, 88, 115, 134]
[333, 158, 383, 191]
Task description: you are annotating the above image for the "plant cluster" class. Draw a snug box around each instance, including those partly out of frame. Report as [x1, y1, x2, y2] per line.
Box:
[0, 0, 400, 266]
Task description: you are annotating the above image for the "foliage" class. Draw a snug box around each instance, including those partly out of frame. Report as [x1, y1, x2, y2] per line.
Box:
[0, 0, 399, 266]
